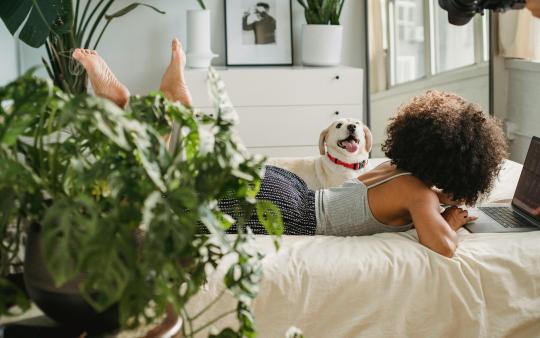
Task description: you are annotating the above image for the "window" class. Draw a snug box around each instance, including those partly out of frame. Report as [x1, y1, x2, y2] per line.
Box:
[383, 0, 489, 87]
[390, 0, 426, 84]
[432, 2, 475, 73]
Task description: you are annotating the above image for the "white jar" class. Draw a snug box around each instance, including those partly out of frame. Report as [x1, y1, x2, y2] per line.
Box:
[186, 9, 218, 68]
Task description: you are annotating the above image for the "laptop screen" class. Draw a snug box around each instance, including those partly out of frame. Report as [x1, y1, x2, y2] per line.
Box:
[512, 136, 540, 221]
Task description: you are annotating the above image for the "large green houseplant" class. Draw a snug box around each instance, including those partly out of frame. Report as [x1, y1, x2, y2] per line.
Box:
[0, 0, 164, 94]
[0, 68, 285, 336]
[297, 0, 346, 66]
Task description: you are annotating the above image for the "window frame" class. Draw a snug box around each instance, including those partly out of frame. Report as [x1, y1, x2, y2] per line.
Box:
[384, 0, 489, 88]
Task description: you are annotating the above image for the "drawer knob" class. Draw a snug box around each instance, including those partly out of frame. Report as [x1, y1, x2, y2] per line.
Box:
[335, 75, 340, 80]
[334, 111, 340, 115]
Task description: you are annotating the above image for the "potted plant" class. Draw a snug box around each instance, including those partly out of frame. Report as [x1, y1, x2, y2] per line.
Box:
[0, 0, 164, 94]
[297, 0, 346, 66]
[186, 0, 218, 68]
[0, 68, 284, 336]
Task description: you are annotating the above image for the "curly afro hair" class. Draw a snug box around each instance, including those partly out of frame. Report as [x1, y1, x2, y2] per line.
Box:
[382, 90, 508, 205]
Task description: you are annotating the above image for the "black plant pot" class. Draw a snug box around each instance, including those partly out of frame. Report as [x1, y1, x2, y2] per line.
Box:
[23, 223, 119, 334]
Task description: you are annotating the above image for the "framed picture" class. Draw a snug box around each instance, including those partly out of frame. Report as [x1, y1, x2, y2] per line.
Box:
[225, 0, 293, 66]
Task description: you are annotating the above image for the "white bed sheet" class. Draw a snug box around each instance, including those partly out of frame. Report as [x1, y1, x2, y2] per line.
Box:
[188, 159, 540, 338]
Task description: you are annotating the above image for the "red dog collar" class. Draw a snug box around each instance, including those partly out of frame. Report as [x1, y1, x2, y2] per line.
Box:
[327, 153, 368, 170]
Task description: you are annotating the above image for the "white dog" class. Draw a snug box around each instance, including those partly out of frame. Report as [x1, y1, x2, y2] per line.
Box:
[267, 118, 372, 190]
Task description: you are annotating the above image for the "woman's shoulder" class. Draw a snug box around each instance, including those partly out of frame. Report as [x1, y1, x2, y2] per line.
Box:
[398, 175, 439, 204]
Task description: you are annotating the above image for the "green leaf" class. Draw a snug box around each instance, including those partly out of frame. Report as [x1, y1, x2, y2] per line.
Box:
[104, 2, 165, 20]
[196, 0, 207, 10]
[256, 200, 284, 236]
[210, 328, 240, 338]
[42, 196, 98, 286]
[0, 0, 32, 35]
[0, 278, 31, 316]
[79, 238, 131, 311]
[298, 0, 344, 25]
[18, 0, 66, 48]
[199, 204, 232, 250]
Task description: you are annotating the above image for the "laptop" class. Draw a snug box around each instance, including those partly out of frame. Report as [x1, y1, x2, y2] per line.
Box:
[466, 136, 540, 233]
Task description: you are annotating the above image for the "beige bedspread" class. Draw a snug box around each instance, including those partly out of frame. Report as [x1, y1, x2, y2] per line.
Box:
[187, 159, 540, 338]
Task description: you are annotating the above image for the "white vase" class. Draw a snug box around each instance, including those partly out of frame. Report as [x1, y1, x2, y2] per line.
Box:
[186, 9, 218, 68]
[301, 24, 343, 67]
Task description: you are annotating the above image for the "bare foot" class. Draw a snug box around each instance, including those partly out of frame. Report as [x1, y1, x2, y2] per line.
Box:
[160, 38, 193, 106]
[72, 48, 130, 108]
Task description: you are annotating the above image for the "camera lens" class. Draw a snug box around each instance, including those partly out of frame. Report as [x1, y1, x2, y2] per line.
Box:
[438, 0, 477, 25]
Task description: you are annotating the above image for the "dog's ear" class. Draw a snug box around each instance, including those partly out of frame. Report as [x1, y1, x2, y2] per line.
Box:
[319, 127, 329, 155]
[363, 125, 373, 153]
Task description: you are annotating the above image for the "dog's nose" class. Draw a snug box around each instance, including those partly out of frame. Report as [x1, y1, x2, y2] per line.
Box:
[347, 124, 356, 132]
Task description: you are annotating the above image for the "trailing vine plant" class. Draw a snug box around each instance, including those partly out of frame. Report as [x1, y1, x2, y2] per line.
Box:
[0, 68, 284, 336]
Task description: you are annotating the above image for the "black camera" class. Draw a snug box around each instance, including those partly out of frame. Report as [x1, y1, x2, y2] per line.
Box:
[438, 0, 526, 25]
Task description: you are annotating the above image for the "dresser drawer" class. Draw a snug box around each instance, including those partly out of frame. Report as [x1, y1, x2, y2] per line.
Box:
[230, 105, 362, 147]
[185, 67, 363, 107]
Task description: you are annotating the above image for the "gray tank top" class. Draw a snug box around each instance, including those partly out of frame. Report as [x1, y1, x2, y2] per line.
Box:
[315, 171, 414, 236]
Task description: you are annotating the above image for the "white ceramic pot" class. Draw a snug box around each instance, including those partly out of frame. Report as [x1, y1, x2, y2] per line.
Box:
[301, 24, 343, 67]
[186, 9, 218, 68]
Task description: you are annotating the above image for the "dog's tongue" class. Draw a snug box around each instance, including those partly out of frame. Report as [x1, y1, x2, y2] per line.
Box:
[343, 140, 359, 153]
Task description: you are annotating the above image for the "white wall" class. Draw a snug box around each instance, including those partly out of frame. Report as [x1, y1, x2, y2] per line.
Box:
[501, 59, 540, 163]
[18, 0, 366, 96]
[0, 24, 18, 86]
[370, 65, 489, 157]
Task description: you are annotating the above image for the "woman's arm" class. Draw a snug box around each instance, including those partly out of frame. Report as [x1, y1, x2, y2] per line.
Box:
[408, 191, 475, 257]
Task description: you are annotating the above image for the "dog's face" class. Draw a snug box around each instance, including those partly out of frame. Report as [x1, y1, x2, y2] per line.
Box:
[319, 118, 372, 160]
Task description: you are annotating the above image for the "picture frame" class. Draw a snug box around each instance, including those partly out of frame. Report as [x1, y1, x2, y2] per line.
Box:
[225, 0, 293, 66]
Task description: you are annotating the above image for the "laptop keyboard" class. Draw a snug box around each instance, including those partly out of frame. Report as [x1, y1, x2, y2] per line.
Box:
[478, 207, 529, 228]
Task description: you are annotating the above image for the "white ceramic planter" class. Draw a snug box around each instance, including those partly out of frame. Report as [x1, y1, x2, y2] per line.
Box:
[186, 9, 218, 68]
[301, 24, 343, 67]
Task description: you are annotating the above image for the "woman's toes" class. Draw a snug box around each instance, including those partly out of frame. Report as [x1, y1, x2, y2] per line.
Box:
[172, 37, 179, 50]
[72, 48, 84, 60]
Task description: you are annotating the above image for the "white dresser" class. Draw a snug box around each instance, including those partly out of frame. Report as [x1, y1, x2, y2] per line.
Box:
[185, 66, 364, 157]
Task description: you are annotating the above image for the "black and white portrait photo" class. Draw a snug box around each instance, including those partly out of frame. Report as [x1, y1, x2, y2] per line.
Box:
[242, 2, 276, 45]
[225, 0, 292, 65]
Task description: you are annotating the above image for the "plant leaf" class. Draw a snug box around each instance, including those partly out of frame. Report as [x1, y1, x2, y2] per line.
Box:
[104, 2, 165, 20]
[0, 0, 32, 35]
[42, 196, 98, 286]
[256, 200, 284, 236]
[17, 0, 67, 48]
[0, 278, 31, 316]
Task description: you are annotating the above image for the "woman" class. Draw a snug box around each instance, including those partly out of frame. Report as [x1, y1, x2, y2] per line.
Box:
[73, 38, 508, 258]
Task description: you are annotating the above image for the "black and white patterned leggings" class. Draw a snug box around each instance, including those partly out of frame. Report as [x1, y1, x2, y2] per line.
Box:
[210, 166, 318, 235]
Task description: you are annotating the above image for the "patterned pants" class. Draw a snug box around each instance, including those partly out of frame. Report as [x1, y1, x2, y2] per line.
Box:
[209, 166, 318, 235]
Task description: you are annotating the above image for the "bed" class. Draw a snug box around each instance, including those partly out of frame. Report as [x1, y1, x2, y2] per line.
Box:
[186, 158, 540, 338]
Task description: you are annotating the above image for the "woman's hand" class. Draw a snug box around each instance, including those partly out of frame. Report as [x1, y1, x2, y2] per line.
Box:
[441, 206, 478, 231]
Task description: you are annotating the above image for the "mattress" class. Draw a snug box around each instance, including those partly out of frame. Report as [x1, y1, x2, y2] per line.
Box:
[187, 159, 540, 338]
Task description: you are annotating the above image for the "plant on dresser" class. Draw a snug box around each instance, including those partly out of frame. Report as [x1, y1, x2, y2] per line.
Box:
[0, 68, 284, 337]
[297, 0, 346, 66]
